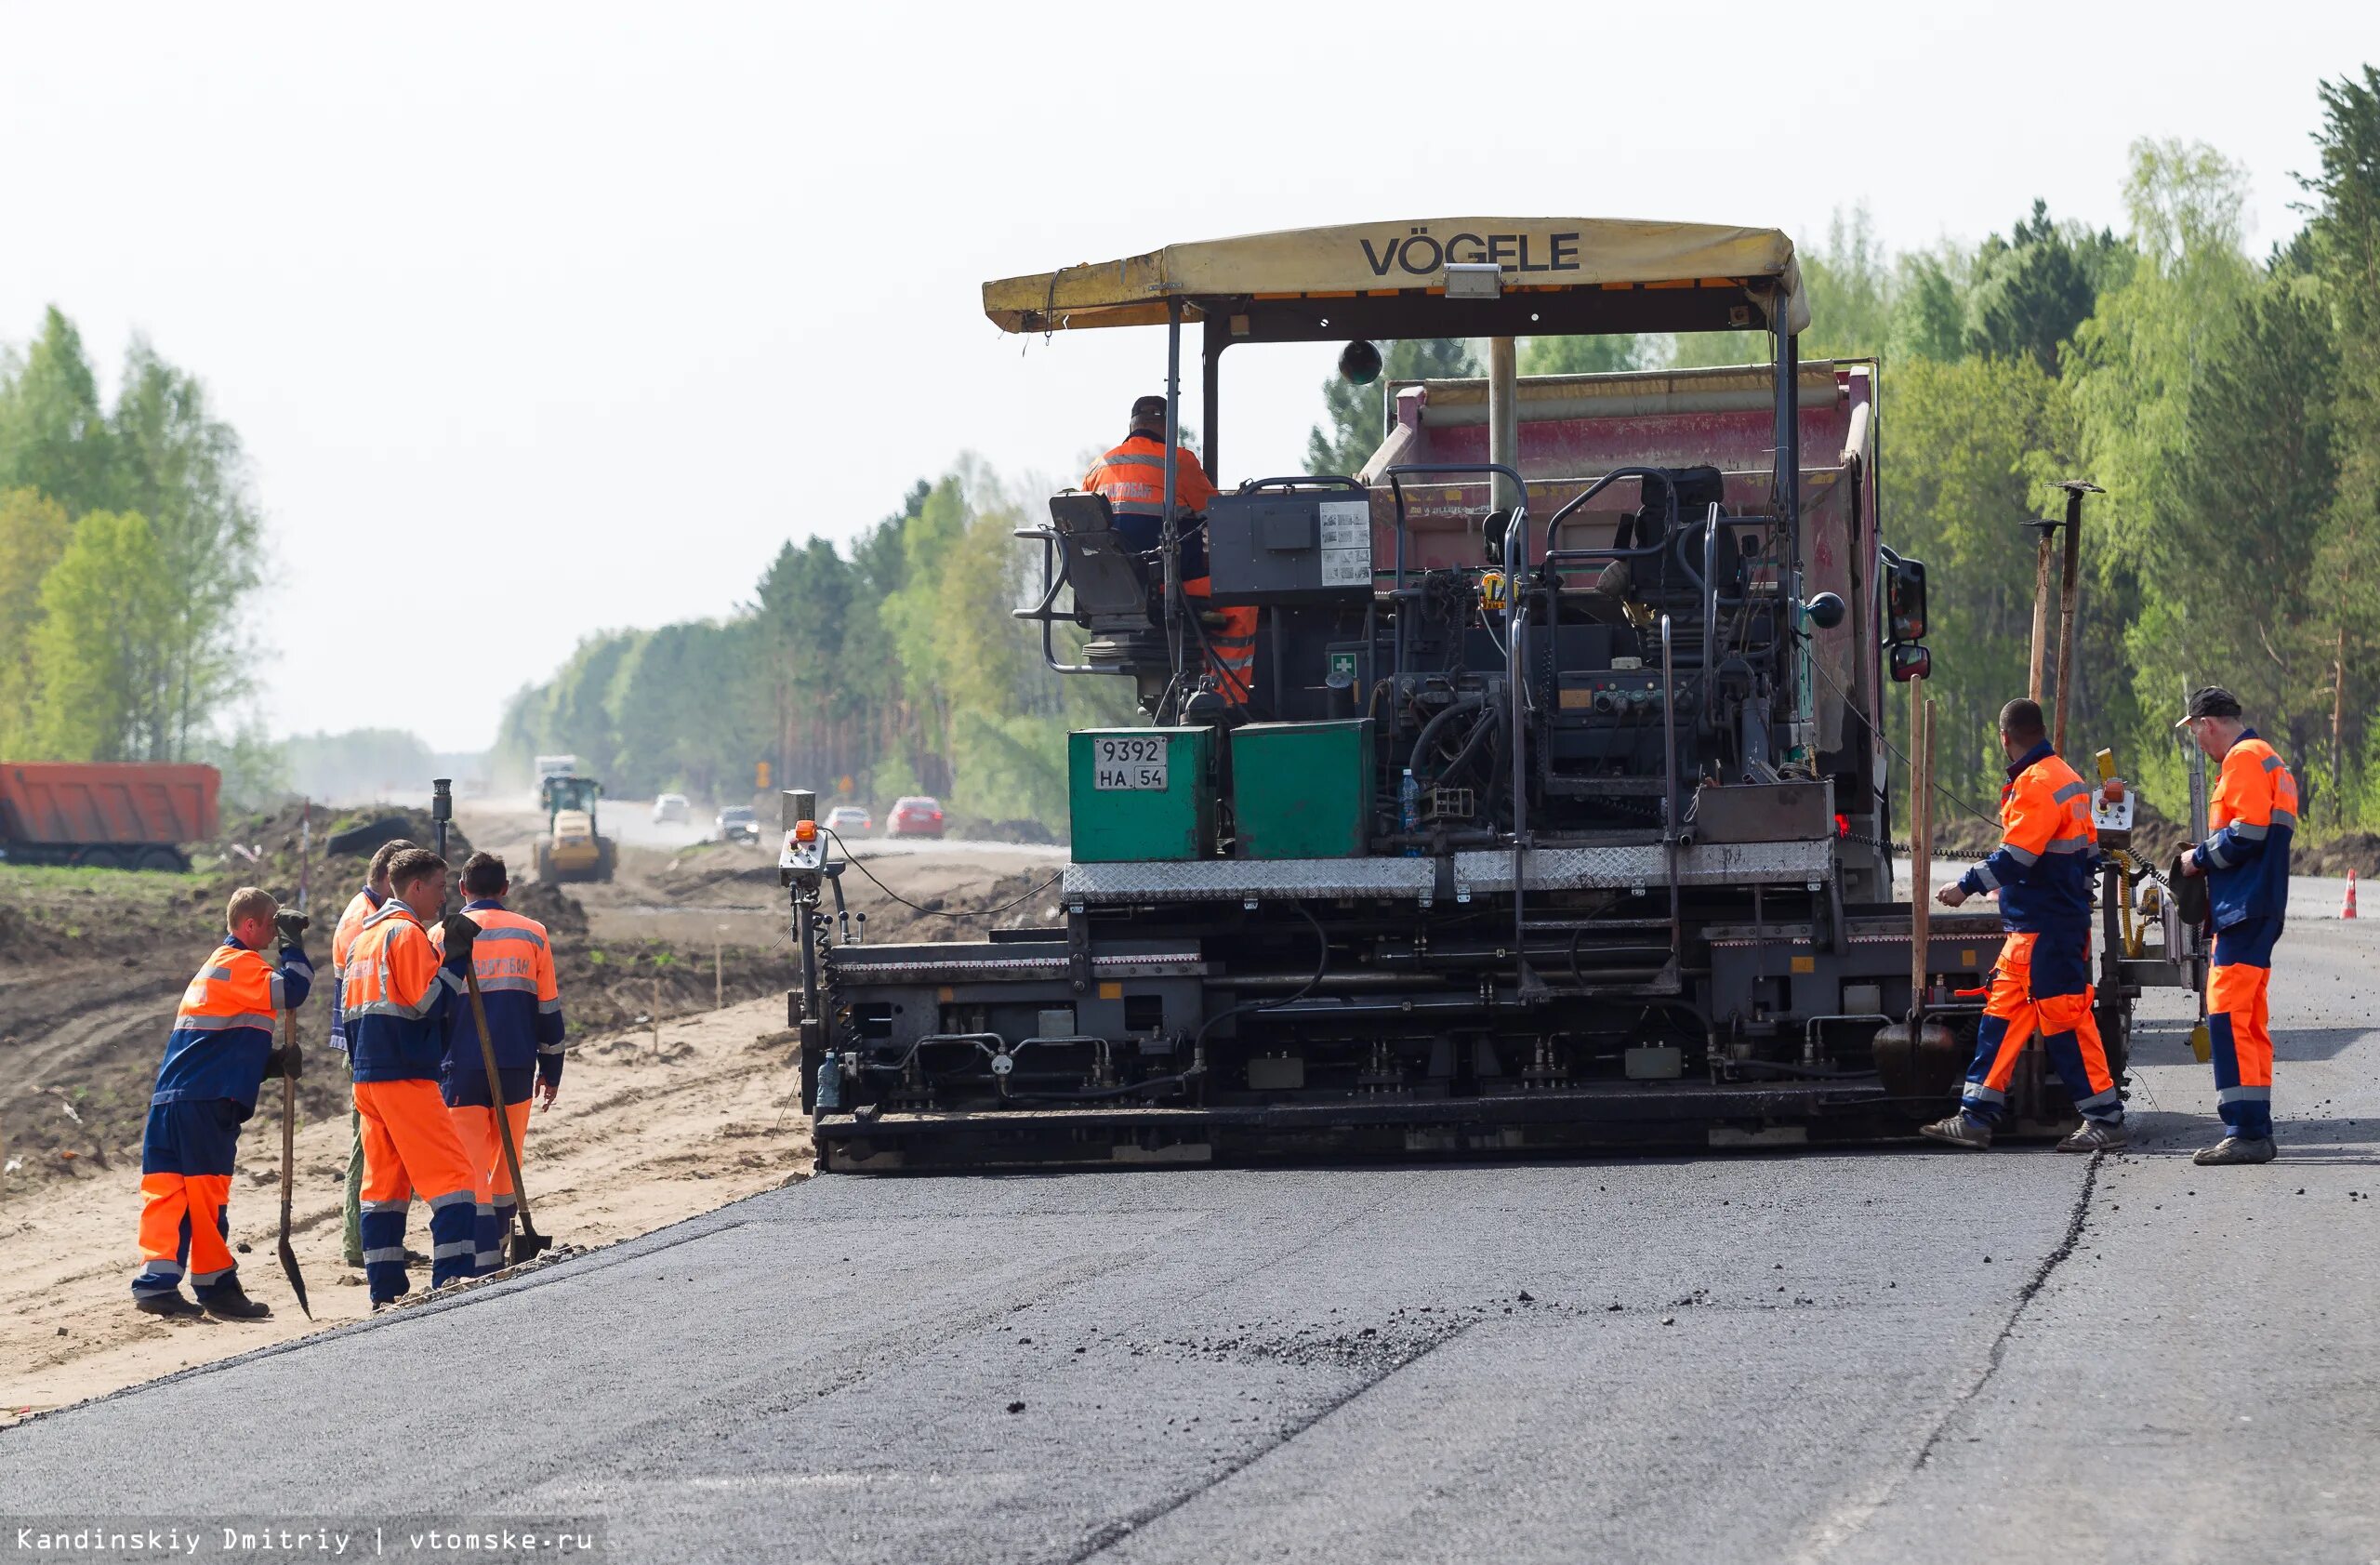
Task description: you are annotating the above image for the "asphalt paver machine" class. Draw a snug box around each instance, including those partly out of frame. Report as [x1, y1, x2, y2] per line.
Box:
[785, 218, 2195, 1170]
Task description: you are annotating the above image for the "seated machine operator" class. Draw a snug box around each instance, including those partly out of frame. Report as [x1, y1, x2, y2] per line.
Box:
[1082, 395, 1257, 706]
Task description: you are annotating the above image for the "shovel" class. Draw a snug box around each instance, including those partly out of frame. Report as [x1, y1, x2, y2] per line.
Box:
[461, 960, 552, 1267]
[274, 1010, 311, 1320]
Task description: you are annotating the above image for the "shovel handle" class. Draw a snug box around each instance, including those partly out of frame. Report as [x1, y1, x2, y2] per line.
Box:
[461, 961, 537, 1233]
[278, 1012, 298, 1224]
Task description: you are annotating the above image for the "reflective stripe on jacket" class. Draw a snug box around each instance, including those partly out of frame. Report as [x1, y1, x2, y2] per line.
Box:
[152, 939, 313, 1111]
[2202, 732, 2297, 930]
[1960, 740, 2096, 937]
[1082, 434, 1216, 522]
[326, 885, 382, 1053]
[342, 902, 466, 1082]
[432, 898, 567, 1106]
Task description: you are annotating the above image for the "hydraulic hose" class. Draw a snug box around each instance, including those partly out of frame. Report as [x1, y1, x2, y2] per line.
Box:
[1408, 694, 1484, 775]
[1195, 904, 1330, 1053]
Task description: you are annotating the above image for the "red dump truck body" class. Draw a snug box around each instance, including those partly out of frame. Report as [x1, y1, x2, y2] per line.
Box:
[0, 762, 221, 870]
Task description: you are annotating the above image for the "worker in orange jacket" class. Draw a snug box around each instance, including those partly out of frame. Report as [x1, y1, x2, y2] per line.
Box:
[1924, 698, 2126, 1152]
[342, 848, 481, 1306]
[2176, 685, 2298, 1165]
[328, 837, 416, 1268]
[1084, 394, 1257, 706]
[132, 887, 311, 1319]
[431, 851, 566, 1274]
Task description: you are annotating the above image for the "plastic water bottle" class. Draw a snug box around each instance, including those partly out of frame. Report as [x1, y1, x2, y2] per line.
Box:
[1399, 767, 1421, 855]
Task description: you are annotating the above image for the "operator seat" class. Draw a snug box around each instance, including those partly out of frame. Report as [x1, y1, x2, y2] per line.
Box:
[1049, 491, 1156, 621]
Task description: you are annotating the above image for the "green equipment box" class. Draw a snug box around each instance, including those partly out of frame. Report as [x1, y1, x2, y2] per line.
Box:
[1068, 727, 1217, 863]
[1230, 719, 1375, 859]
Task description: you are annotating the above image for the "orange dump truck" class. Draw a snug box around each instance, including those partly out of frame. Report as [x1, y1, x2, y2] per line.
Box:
[0, 762, 220, 871]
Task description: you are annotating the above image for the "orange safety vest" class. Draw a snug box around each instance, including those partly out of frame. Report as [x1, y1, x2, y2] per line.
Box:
[342, 902, 462, 1082]
[1082, 433, 1216, 522]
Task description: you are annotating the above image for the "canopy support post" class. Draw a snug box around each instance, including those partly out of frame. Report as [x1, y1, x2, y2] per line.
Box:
[1488, 338, 1521, 519]
[1162, 300, 1184, 702]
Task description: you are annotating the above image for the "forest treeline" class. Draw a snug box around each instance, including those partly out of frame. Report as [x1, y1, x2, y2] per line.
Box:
[501, 67, 2380, 831]
[492, 464, 1133, 818]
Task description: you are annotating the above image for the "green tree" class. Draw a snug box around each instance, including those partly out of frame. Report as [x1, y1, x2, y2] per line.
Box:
[1519, 334, 1650, 377]
[28, 510, 172, 761]
[2305, 66, 2380, 818]
[0, 487, 72, 751]
[1884, 356, 2073, 803]
[106, 338, 263, 757]
[1966, 201, 2126, 372]
[0, 308, 114, 514]
[2065, 137, 2256, 805]
[2154, 272, 2339, 780]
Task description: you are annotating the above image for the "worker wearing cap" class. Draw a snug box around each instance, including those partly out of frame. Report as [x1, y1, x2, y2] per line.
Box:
[1924, 697, 2125, 1152]
[328, 837, 416, 1269]
[431, 851, 565, 1274]
[343, 847, 481, 1305]
[2176, 685, 2298, 1165]
[131, 887, 311, 1320]
[1082, 394, 1257, 705]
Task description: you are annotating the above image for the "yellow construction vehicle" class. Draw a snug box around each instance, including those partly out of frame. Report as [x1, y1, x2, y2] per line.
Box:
[535, 774, 615, 883]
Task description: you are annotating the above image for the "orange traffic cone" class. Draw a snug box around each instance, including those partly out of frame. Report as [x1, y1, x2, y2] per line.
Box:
[2344, 869, 2359, 920]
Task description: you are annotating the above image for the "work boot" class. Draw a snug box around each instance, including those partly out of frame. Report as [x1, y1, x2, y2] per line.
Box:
[133, 1292, 204, 1319]
[2056, 1120, 2128, 1152]
[2193, 1134, 2277, 1166]
[198, 1283, 272, 1321]
[1920, 1113, 1992, 1150]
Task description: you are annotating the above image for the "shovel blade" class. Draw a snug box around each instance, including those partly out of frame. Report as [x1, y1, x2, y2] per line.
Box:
[506, 1219, 553, 1267]
[276, 1238, 312, 1320]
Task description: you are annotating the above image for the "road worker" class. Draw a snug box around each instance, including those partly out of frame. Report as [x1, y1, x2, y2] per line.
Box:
[431, 852, 565, 1274]
[1924, 698, 2126, 1151]
[1083, 394, 1257, 706]
[342, 847, 481, 1306]
[328, 837, 416, 1269]
[2176, 685, 2298, 1165]
[131, 887, 311, 1319]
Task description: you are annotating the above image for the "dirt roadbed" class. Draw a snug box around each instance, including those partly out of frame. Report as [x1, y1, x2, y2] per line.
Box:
[0, 993, 813, 1424]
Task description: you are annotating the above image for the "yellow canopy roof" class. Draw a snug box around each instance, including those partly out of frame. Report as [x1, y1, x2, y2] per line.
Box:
[983, 218, 1807, 337]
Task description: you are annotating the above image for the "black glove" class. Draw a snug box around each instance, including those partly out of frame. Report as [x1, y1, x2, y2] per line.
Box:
[261, 1042, 303, 1081]
[276, 910, 311, 946]
[440, 913, 481, 957]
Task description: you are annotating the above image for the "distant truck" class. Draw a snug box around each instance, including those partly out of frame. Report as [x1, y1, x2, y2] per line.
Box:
[532, 753, 578, 802]
[0, 762, 220, 871]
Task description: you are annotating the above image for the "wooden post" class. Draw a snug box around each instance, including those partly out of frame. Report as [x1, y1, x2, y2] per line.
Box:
[714, 930, 724, 1013]
[2028, 531, 2056, 703]
[2054, 505, 2082, 755]
[1910, 683, 1933, 1018]
[652, 977, 662, 1055]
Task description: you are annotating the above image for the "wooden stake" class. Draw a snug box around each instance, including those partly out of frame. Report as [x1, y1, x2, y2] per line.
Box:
[1910, 681, 1932, 1016]
[652, 977, 662, 1055]
[2028, 532, 2055, 703]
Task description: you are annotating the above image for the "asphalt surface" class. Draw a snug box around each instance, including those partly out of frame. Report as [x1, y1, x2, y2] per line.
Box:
[7, 926, 2377, 1565]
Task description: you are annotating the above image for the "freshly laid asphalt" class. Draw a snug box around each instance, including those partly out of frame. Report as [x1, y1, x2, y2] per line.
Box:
[6, 925, 2376, 1565]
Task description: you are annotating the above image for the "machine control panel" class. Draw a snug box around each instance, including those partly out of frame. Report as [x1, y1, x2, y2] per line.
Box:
[1206, 492, 1374, 603]
[1555, 672, 1695, 717]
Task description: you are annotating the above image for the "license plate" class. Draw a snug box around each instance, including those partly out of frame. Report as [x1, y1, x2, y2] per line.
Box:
[1092, 735, 1169, 790]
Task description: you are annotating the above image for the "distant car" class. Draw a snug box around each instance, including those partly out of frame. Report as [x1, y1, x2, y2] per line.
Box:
[824, 805, 873, 838]
[715, 805, 760, 845]
[885, 795, 945, 839]
[652, 792, 690, 825]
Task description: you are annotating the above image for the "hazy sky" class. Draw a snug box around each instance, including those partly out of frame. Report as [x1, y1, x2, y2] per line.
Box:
[1, 2, 2363, 751]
